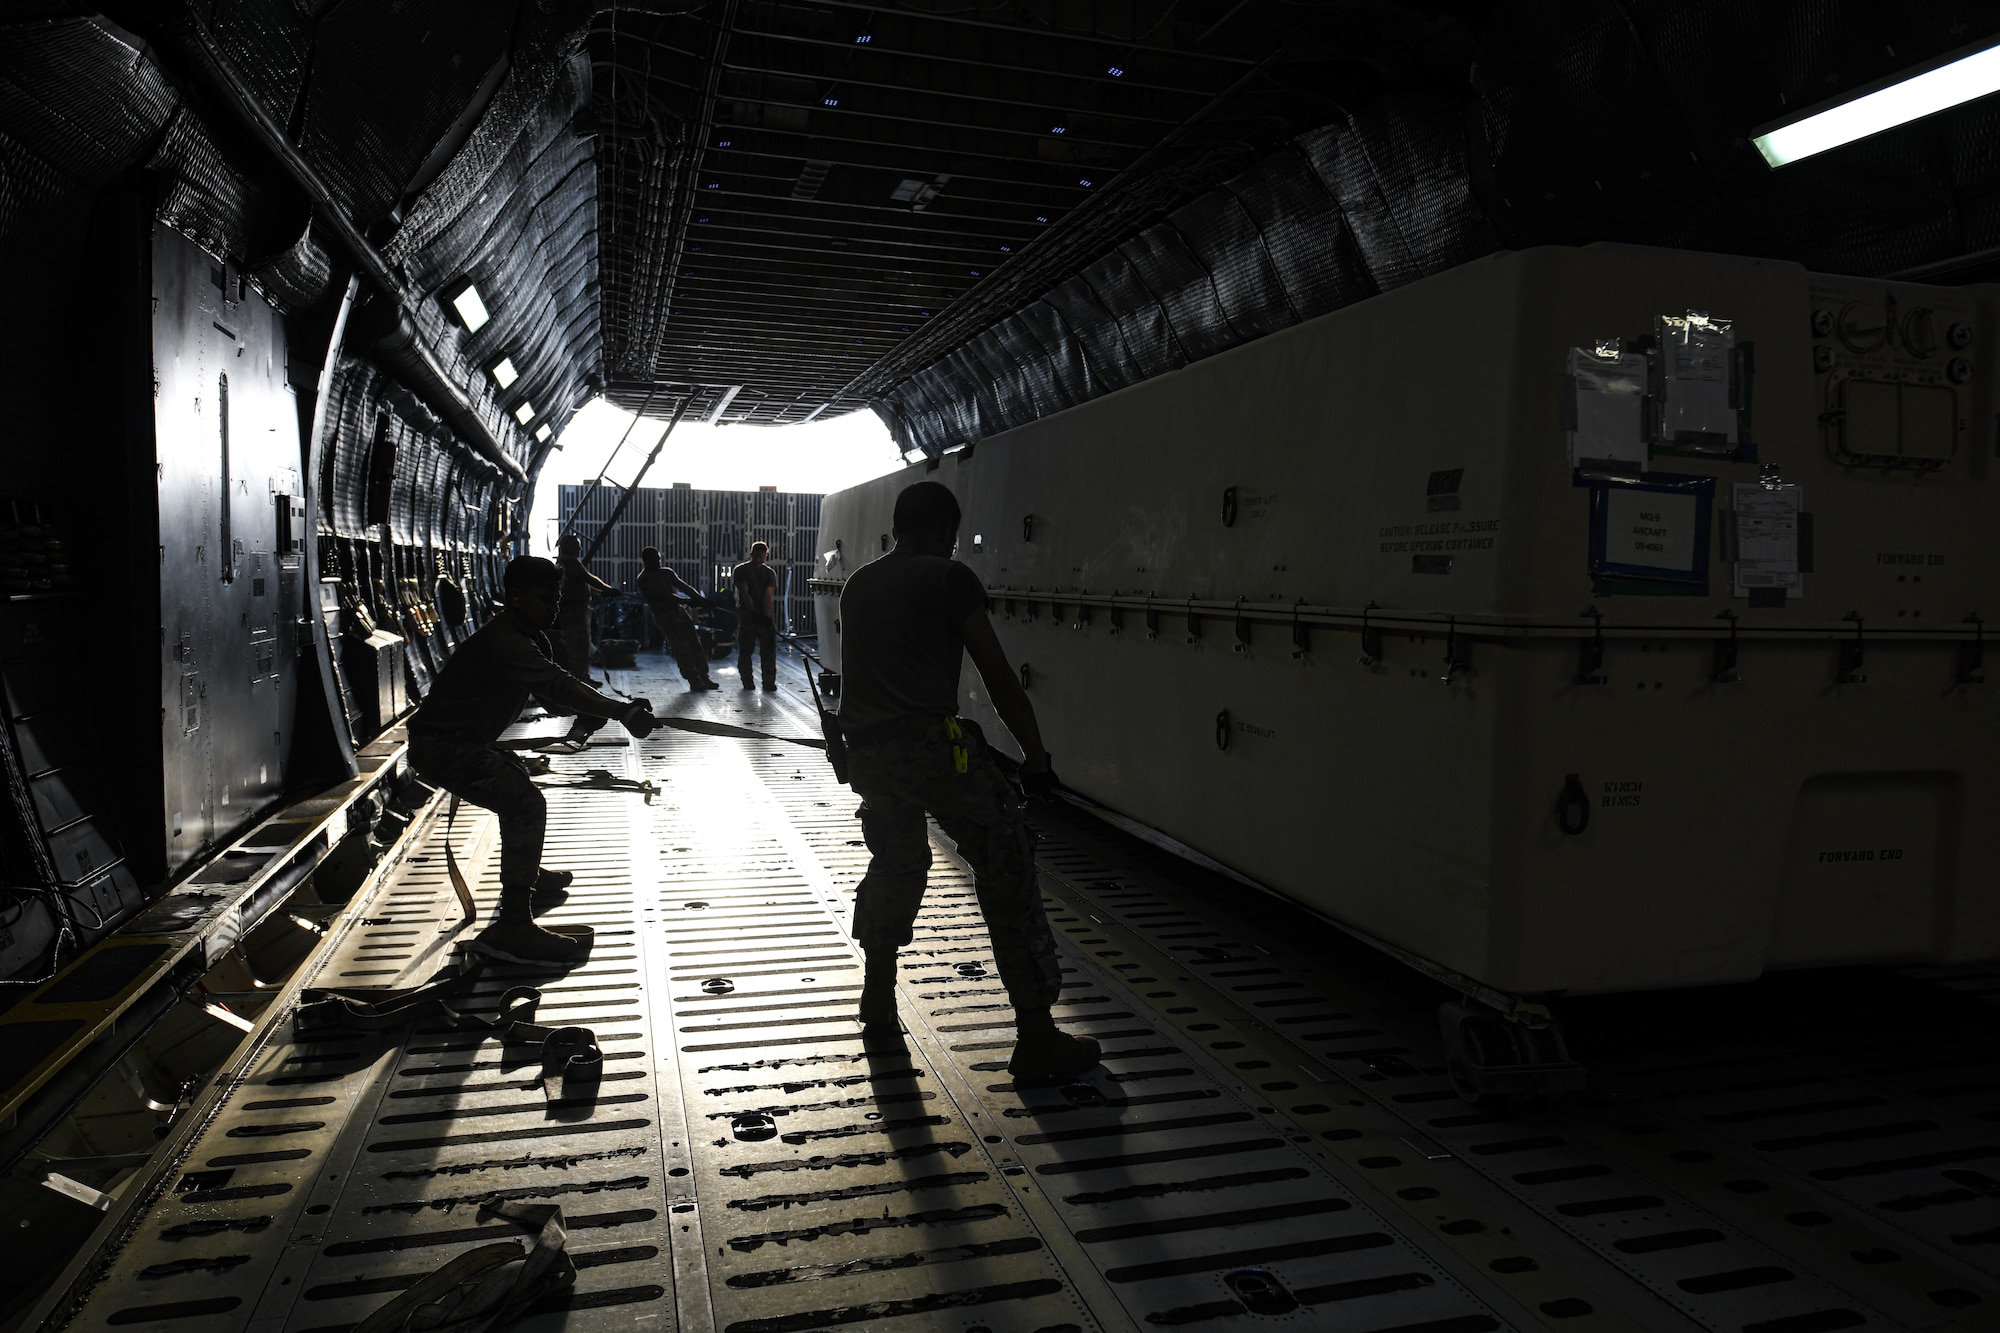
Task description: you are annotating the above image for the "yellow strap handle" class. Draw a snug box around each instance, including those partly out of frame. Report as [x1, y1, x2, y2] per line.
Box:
[945, 717, 968, 774]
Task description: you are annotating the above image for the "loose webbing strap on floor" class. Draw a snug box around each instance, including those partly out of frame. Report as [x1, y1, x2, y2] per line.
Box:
[444, 793, 475, 921]
[294, 960, 488, 1038]
[534, 767, 660, 803]
[351, 1199, 574, 1333]
[443, 984, 543, 1034]
[528, 1025, 604, 1102]
[295, 965, 604, 1106]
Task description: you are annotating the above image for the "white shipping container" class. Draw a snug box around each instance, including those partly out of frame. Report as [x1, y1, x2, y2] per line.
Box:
[815, 243, 1998, 998]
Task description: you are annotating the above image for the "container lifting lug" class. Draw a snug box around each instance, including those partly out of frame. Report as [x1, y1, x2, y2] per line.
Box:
[1071, 599, 1090, 631]
[1960, 613, 1985, 685]
[1022, 514, 1035, 541]
[1576, 606, 1605, 685]
[1144, 599, 1159, 641]
[1556, 773, 1590, 836]
[1107, 600, 1123, 636]
[1359, 600, 1381, 667]
[1290, 600, 1309, 659]
[1713, 608, 1740, 684]
[1186, 596, 1202, 645]
[1215, 708, 1231, 751]
[1220, 486, 1238, 527]
[1019, 662, 1032, 690]
[1233, 598, 1251, 653]
[1837, 612, 1866, 684]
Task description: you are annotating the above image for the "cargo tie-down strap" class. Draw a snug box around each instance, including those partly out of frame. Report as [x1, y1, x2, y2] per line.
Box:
[445, 795, 475, 919]
[295, 958, 603, 1105]
[534, 767, 662, 801]
[350, 1198, 575, 1333]
[505, 718, 825, 749]
[648, 716, 826, 748]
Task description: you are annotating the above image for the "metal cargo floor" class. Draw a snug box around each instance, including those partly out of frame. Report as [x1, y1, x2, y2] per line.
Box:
[47, 656, 2000, 1333]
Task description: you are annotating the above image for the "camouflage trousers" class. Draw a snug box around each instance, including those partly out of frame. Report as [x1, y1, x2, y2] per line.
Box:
[557, 616, 605, 738]
[408, 736, 543, 894]
[647, 599, 712, 686]
[739, 614, 776, 687]
[846, 716, 1061, 1010]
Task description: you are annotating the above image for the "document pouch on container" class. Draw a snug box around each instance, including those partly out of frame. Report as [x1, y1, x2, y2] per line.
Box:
[1730, 482, 1803, 600]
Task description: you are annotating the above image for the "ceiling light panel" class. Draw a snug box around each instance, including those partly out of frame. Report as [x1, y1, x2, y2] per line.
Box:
[1754, 39, 2000, 167]
[449, 280, 489, 332]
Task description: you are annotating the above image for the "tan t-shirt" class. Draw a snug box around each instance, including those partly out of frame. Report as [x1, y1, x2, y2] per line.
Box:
[836, 552, 987, 736]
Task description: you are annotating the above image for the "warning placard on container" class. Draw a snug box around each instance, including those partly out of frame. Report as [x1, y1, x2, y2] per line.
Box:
[1732, 482, 1802, 598]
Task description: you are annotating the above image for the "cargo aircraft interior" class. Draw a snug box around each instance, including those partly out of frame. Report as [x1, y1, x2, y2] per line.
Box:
[3, 3, 2000, 1332]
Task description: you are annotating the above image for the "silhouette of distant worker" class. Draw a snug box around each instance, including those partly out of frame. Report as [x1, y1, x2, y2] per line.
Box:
[732, 541, 779, 691]
[637, 546, 719, 691]
[837, 480, 1098, 1082]
[555, 532, 618, 746]
[408, 555, 655, 967]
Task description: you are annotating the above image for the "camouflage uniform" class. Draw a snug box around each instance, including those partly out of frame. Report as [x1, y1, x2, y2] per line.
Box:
[846, 714, 1060, 1010]
[659, 605, 711, 684]
[557, 618, 593, 678]
[557, 557, 607, 738]
[407, 612, 623, 900]
[637, 567, 714, 687]
[408, 738, 545, 889]
[732, 560, 778, 688]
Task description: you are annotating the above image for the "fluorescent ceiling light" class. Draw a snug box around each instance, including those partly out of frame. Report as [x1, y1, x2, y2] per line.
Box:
[1753, 38, 2000, 167]
[448, 279, 490, 332]
[489, 357, 518, 388]
[514, 401, 536, 425]
[535, 423, 553, 442]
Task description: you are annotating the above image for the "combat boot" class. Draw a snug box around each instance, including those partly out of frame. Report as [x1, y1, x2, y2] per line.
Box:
[858, 947, 900, 1031]
[531, 867, 572, 914]
[470, 919, 589, 967]
[473, 882, 587, 967]
[1007, 1013, 1101, 1083]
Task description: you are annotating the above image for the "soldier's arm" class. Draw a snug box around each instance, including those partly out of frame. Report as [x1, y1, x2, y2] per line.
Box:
[501, 628, 627, 719]
[962, 610, 1049, 773]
